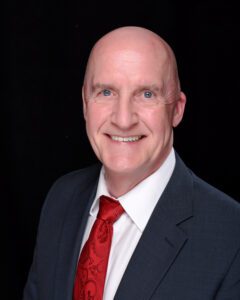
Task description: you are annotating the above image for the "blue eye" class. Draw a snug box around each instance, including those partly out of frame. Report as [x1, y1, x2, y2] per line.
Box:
[144, 91, 153, 98]
[102, 89, 111, 96]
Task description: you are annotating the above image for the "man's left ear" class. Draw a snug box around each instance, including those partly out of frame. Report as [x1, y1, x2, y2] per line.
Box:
[172, 91, 186, 127]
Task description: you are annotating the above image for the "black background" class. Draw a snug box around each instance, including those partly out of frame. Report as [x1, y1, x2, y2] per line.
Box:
[4, 0, 240, 299]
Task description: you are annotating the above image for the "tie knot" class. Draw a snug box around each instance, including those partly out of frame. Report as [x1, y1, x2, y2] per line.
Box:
[97, 195, 124, 223]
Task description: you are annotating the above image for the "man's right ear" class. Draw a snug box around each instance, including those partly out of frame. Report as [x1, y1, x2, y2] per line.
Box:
[82, 86, 87, 120]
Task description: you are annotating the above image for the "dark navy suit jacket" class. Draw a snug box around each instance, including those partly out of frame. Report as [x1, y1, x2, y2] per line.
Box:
[23, 154, 240, 299]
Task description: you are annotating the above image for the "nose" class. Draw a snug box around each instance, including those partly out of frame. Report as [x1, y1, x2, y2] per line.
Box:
[111, 94, 138, 130]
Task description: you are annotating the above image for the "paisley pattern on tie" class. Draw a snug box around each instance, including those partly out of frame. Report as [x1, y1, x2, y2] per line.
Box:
[73, 196, 124, 300]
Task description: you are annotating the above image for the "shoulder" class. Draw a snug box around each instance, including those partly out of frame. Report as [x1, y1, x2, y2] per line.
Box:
[191, 172, 240, 221]
[192, 173, 240, 215]
[49, 163, 102, 194]
[175, 152, 240, 218]
[175, 152, 240, 239]
[188, 170, 240, 250]
[40, 163, 101, 218]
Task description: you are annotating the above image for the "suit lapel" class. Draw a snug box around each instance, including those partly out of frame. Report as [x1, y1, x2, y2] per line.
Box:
[53, 167, 100, 300]
[115, 154, 193, 299]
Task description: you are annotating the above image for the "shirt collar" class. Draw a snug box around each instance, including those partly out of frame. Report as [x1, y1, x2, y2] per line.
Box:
[90, 148, 176, 232]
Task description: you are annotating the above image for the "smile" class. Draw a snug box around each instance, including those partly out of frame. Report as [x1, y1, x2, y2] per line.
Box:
[110, 135, 143, 142]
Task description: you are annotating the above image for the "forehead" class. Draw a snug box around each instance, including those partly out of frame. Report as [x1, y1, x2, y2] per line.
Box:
[87, 46, 170, 85]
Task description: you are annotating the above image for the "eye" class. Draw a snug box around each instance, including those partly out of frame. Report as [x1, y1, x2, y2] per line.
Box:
[102, 89, 112, 96]
[144, 91, 153, 98]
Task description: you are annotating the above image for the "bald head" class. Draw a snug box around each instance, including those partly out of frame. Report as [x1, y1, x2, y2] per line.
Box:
[83, 26, 181, 101]
[82, 26, 186, 195]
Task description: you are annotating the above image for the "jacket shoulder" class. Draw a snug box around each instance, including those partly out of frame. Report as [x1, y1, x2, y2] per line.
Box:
[175, 153, 240, 237]
[192, 172, 240, 216]
[50, 163, 101, 193]
[40, 163, 101, 220]
[190, 171, 240, 249]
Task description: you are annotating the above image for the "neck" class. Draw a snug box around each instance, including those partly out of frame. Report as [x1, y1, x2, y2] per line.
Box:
[105, 173, 138, 198]
[104, 149, 173, 198]
[104, 165, 160, 198]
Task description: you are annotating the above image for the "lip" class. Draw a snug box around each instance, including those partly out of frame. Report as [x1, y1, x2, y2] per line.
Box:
[105, 134, 145, 143]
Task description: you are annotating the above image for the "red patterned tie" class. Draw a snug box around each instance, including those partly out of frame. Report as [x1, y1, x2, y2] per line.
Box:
[73, 195, 124, 300]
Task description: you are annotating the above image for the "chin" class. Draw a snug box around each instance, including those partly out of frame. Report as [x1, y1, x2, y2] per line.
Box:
[104, 158, 141, 175]
[106, 160, 154, 182]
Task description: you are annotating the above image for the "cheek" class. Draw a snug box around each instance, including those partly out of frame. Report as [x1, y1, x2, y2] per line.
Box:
[141, 108, 172, 133]
[85, 104, 109, 134]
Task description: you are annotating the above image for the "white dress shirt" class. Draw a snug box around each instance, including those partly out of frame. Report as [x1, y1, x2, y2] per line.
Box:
[79, 148, 176, 299]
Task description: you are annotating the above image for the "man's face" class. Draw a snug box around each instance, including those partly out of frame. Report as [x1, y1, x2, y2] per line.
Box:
[83, 44, 185, 184]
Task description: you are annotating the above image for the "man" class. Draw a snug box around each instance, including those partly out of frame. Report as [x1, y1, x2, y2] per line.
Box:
[23, 26, 240, 300]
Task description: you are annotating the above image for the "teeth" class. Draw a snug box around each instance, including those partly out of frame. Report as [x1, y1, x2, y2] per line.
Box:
[111, 135, 142, 142]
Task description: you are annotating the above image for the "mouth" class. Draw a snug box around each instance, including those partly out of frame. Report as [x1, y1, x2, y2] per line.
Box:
[108, 135, 144, 142]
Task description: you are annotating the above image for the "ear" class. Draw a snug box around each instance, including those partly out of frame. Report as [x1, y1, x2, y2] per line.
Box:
[172, 91, 186, 127]
[82, 85, 87, 120]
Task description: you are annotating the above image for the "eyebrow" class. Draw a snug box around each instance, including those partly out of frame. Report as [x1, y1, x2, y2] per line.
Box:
[91, 83, 118, 93]
[136, 84, 163, 93]
[91, 82, 163, 94]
